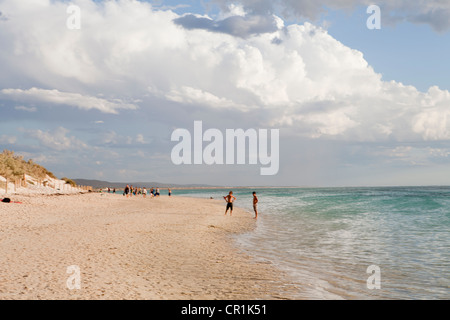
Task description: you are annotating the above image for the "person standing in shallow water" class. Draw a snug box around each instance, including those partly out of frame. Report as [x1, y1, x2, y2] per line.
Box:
[224, 191, 236, 216]
[252, 192, 258, 219]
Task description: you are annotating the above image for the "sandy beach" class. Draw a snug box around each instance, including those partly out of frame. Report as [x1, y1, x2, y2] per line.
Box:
[0, 192, 296, 300]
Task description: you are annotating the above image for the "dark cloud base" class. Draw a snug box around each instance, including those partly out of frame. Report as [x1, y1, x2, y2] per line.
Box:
[173, 13, 279, 38]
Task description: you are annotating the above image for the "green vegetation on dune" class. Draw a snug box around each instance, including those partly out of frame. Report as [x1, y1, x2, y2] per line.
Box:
[61, 177, 77, 187]
[0, 149, 57, 181]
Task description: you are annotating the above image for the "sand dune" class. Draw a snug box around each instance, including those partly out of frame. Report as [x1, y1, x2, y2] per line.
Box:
[0, 174, 89, 196]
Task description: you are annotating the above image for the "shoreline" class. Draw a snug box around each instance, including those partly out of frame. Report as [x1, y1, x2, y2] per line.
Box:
[0, 192, 298, 300]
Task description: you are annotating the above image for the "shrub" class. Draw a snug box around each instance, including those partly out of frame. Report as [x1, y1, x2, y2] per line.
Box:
[0, 149, 57, 180]
[62, 177, 77, 187]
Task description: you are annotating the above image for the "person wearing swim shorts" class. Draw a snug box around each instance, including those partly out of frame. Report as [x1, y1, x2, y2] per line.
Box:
[224, 191, 236, 216]
[252, 191, 258, 219]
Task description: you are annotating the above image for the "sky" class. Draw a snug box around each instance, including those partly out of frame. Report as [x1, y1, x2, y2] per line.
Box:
[1, 0, 450, 187]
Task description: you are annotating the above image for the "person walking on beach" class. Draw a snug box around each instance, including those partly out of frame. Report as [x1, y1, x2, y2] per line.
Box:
[124, 185, 130, 198]
[252, 192, 259, 219]
[224, 191, 236, 216]
[168, 188, 172, 197]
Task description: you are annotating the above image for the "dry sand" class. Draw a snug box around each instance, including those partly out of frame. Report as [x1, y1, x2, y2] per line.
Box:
[0, 193, 298, 300]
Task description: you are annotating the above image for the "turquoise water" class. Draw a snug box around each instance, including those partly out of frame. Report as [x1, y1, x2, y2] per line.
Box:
[175, 187, 450, 300]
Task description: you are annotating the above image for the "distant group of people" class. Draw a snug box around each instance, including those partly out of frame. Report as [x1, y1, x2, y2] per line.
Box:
[123, 185, 172, 198]
[223, 191, 258, 219]
[111, 185, 259, 219]
[107, 188, 116, 194]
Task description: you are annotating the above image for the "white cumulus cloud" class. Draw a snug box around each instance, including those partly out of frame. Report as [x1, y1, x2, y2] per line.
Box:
[0, 0, 449, 144]
[24, 127, 88, 151]
[1, 88, 137, 114]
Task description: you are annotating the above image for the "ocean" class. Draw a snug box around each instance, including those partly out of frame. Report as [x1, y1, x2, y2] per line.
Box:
[174, 186, 450, 300]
